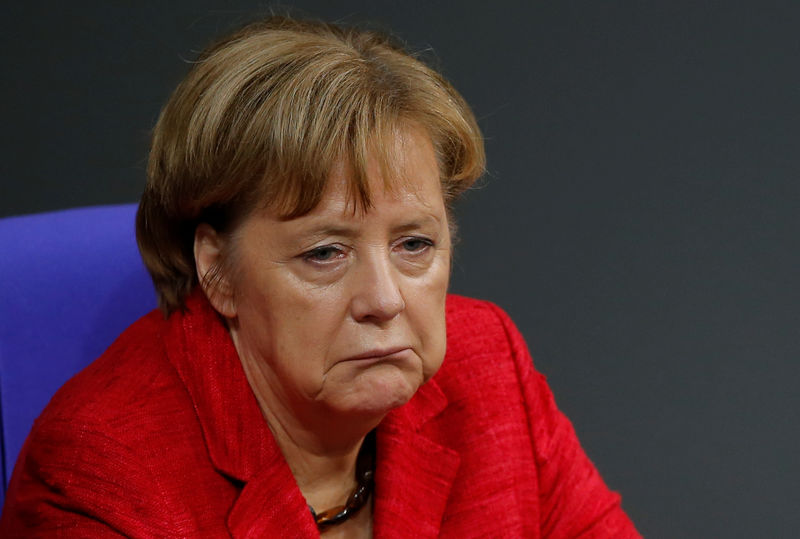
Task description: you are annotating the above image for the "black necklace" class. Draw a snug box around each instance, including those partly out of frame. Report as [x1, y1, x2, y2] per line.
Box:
[308, 431, 376, 531]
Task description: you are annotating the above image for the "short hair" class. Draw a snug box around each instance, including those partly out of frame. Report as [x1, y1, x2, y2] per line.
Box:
[136, 15, 485, 314]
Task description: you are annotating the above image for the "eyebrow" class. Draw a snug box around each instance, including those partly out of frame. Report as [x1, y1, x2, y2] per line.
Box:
[298, 214, 442, 240]
[390, 216, 441, 234]
[301, 225, 359, 239]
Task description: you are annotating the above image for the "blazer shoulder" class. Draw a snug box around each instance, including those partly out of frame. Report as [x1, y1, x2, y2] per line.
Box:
[443, 294, 535, 384]
[35, 308, 184, 433]
[3, 309, 197, 536]
[445, 293, 505, 327]
[445, 294, 522, 349]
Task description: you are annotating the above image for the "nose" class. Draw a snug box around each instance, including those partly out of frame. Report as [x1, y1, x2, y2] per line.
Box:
[350, 251, 405, 323]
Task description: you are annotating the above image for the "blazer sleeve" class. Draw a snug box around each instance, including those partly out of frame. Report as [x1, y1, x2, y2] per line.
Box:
[488, 303, 641, 539]
[0, 416, 180, 537]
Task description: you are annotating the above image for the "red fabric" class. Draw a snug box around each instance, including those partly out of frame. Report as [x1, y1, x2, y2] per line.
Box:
[1, 291, 640, 538]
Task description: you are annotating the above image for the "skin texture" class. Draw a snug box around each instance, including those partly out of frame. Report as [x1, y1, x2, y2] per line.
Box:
[194, 126, 450, 536]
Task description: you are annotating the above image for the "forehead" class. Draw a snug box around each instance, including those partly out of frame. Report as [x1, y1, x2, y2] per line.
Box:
[270, 125, 444, 223]
[310, 177, 443, 231]
[238, 130, 446, 247]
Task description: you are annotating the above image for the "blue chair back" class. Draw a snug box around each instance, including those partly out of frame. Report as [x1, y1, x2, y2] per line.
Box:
[0, 204, 157, 506]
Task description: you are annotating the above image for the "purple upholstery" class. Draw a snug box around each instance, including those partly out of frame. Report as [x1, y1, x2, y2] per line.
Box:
[0, 204, 157, 505]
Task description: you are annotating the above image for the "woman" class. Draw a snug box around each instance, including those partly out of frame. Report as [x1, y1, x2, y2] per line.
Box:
[1, 16, 639, 537]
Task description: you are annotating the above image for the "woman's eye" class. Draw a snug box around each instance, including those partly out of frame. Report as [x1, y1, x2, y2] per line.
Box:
[304, 246, 343, 262]
[400, 237, 432, 253]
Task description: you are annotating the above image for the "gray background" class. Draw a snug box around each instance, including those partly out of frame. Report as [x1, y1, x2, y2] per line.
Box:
[3, 1, 799, 537]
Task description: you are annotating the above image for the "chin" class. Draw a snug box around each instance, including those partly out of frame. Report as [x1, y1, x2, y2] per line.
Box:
[330, 365, 423, 417]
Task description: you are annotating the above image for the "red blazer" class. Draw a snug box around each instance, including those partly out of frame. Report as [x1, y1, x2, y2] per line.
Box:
[1, 291, 640, 538]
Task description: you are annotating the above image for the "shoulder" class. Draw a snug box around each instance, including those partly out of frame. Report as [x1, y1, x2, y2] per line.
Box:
[15, 307, 215, 500]
[22, 308, 203, 466]
[36, 309, 185, 430]
[438, 298, 642, 537]
[439, 294, 538, 407]
[3, 310, 203, 535]
[444, 293, 530, 368]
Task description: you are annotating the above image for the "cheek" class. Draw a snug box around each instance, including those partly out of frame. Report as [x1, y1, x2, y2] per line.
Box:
[422, 299, 448, 377]
[412, 257, 450, 378]
[234, 269, 342, 354]
[275, 300, 343, 360]
[270, 281, 353, 357]
[238, 284, 350, 399]
[266, 280, 346, 340]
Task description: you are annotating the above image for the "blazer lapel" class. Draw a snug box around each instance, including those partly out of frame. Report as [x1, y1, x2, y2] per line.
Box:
[373, 380, 460, 539]
[226, 444, 319, 538]
[166, 291, 319, 538]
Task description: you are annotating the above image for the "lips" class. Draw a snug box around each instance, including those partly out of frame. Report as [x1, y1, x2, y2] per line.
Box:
[345, 346, 411, 362]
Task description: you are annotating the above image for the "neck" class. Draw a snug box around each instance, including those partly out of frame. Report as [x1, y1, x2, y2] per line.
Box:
[268, 414, 366, 510]
[234, 343, 381, 510]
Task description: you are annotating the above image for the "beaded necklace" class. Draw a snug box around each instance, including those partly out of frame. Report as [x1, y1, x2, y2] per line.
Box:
[308, 431, 376, 531]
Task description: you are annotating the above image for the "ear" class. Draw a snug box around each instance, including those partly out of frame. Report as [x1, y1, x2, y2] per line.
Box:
[194, 223, 237, 318]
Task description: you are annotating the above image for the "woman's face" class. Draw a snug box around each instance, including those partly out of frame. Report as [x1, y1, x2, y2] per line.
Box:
[217, 127, 450, 429]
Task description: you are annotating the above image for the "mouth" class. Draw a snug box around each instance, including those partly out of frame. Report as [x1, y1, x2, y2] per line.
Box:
[345, 346, 412, 364]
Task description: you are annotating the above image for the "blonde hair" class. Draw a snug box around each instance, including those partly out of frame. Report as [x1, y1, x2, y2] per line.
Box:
[136, 15, 485, 314]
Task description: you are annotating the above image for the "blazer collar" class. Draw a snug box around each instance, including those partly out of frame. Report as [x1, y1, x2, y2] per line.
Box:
[165, 291, 319, 536]
[165, 290, 272, 482]
[165, 289, 459, 537]
[373, 380, 461, 538]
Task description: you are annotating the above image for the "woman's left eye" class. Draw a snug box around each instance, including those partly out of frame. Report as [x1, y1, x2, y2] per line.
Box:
[399, 237, 433, 253]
